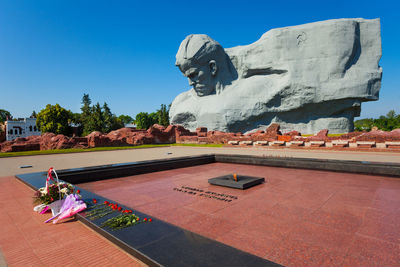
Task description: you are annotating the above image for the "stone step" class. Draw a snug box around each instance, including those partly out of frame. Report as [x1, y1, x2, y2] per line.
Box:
[376, 143, 386, 149]
[270, 141, 285, 146]
[309, 141, 325, 147]
[239, 141, 253, 146]
[254, 141, 269, 146]
[385, 141, 400, 149]
[289, 141, 304, 146]
[356, 141, 376, 148]
[332, 140, 350, 147]
[227, 140, 239, 145]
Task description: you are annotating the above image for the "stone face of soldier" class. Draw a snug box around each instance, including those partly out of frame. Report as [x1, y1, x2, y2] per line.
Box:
[178, 59, 218, 96]
[176, 34, 226, 97]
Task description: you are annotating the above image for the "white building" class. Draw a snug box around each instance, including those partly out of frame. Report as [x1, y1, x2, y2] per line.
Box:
[5, 118, 41, 141]
[124, 123, 136, 129]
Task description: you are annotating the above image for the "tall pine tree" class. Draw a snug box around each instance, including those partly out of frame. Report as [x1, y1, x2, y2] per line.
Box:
[102, 102, 113, 133]
[92, 102, 104, 133]
[79, 94, 124, 135]
[81, 94, 93, 135]
[0, 109, 11, 123]
[157, 104, 170, 127]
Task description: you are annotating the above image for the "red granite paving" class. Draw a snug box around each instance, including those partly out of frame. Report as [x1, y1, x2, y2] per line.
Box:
[78, 163, 400, 266]
[0, 176, 146, 267]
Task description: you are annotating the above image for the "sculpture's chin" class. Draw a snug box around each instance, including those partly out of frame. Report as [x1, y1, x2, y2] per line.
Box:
[194, 87, 213, 97]
[195, 91, 207, 97]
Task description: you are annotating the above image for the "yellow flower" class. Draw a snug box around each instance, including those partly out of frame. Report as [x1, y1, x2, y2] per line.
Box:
[60, 188, 68, 194]
[39, 187, 48, 195]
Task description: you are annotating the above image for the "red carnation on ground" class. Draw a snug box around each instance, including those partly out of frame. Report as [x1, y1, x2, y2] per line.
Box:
[92, 199, 97, 204]
[76, 189, 80, 194]
[143, 218, 147, 222]
[148, 218, 152, 222]
[104, 201, 109, 205]
[118, 207, 122, 211]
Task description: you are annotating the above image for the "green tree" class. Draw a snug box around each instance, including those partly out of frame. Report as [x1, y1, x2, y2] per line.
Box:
[92, 103, 104, 132]
[79, 94, 124, 135]
[386, 110, 396, 119]
[70, 113, 82, 126]
[354, 118, 374, 131]
[135, 112, 157, 130]
[0, 109, 11, 123]
[374, 115, 388, 130]
[36, 104, 73, 135]
[31, 110, 37, 118]
[81, 94, 92, 115]
[118, 114, 134, 125]
[355, 109, 400, 132]
[156, 104, 170, 127]
[70, 112, 83, 136]
[80, 94, 92, 134]
[80, 94, 100, 136]
[384, 110, 399, 131]
[82, 103, 103, 135]
[149, 112, 158, 126]
[102, 102, 113, 133]
[111, 116, 124, 131]
[134, 112, 148, 130]
[102, 102, 123, 133]
[0, 109, 11, 134]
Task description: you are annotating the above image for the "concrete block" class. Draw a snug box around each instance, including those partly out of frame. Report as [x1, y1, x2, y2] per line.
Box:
[254, 141, 269, 146]
[270, 141, 285, 146]
[239, 141, 253, 146]
[227, 140, 239, 145]
[376, 143, 386, 149]
[349, 143, 357, 148]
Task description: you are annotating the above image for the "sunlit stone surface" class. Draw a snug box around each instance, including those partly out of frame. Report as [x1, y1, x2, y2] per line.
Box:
[170, 18, 382, 134]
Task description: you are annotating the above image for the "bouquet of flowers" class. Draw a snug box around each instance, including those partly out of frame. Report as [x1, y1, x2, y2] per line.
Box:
[33, 167, 76, 216]
[33, 182, 74, 205]
[45, 193, 87, 224]
[33, 167, 87, 223]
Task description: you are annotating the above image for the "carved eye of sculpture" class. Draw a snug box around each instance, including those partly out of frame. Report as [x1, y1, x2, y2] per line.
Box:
[188, 72, 197, 79]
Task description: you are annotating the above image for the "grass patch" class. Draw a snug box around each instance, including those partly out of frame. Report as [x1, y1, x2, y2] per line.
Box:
[301, 133, 345, 137]
[172, 143, 223, 148]
[327, 133, 346, 137]
[0, 143, 223, 158]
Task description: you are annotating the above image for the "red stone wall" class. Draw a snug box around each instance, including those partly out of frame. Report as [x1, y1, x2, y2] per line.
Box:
[1, 124, 400, 153]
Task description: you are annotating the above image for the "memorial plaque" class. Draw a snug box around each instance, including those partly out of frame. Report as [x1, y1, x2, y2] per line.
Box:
[208, 174, 265, 189]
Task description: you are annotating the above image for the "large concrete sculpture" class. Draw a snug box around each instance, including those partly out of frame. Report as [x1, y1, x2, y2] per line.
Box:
[169, 18, 382, 134]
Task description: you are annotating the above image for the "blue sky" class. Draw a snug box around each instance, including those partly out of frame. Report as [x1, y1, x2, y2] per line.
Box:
[1, 0, 398, 119]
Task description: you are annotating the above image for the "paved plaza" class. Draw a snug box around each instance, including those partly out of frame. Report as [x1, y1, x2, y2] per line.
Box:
[79, 162, 400, 266]
[1, 146, 399, 266]
[2, 146, 400, 177]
